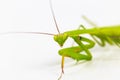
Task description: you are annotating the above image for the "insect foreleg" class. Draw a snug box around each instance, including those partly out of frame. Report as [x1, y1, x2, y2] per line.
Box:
[72, 36, 95, 60]
[59, 36, 95, 61]
[58, 36, 95, 79]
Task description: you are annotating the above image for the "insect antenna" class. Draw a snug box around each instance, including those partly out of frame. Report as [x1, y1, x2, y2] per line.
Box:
[0, 32, 55, 36]
[49, 0, 60, 34]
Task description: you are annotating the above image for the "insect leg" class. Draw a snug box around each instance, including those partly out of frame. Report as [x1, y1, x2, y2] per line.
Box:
[58, 36, 95, 79]
[58, 45, 90, 80]
[71, 25, 87, 46]
[60, 36, 95, 61]
[80, 25, 113, 46]
[82, 15, 97, 27]
[81, 16, 105, 46]
[81, 17, 114, 46]
[72, 36, 95, 60]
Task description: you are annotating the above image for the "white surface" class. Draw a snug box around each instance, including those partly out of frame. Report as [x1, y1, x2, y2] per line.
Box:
[0, 0, 120, 80]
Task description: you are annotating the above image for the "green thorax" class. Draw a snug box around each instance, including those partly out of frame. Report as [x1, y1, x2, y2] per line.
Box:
[64, 25, 120, 36]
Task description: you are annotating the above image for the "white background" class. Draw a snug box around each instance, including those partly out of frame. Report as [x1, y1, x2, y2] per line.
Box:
[0, 0, 120, 80]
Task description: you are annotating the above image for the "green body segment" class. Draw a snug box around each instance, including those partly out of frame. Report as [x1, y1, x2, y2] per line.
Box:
[64, 25, 120, 37]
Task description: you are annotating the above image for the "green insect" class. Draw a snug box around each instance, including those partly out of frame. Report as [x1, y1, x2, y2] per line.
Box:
[2, 0, 120, 80]
[48, 1, 120, 79]
[53, 20, 120, 79]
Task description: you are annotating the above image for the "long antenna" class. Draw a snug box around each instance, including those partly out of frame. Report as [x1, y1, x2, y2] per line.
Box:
[0, 1, 60, 36]
[0, 32, 55, 36]
[49, 0, 60, 34]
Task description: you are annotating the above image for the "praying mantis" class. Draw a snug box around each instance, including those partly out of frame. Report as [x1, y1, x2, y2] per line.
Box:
[1, 0, 120, 80]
